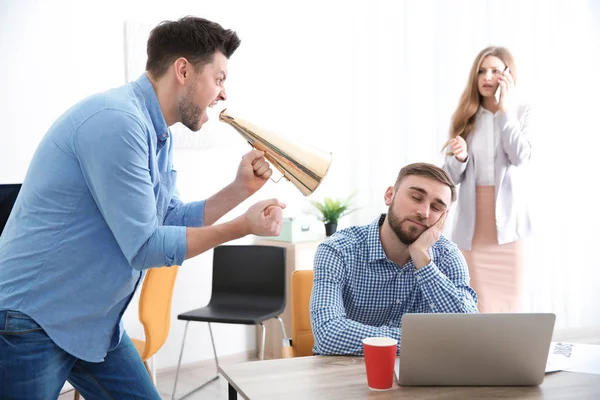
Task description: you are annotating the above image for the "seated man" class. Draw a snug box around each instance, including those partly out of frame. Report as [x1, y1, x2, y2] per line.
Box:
[310, 162, 478, 355]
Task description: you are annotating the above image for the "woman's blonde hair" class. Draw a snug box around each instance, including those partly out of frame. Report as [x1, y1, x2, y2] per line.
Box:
[443, 46, 517, 153]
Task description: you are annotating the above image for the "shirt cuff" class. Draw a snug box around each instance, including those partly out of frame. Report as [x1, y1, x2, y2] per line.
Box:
[447, 154, 468, 172]
[164, 225, 187, 266]
[414, 261, 443, 284]
[183, 200, 205, 227]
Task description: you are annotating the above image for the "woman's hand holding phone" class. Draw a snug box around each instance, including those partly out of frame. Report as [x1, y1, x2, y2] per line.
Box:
[496, 67, 514, 112]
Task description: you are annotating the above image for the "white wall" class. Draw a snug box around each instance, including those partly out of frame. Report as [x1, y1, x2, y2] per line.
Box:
[1, 0, 599, 369]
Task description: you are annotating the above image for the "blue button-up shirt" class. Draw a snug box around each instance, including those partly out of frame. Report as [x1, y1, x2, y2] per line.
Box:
[0, 74, 204, 362]
[310, 214, 478, 356]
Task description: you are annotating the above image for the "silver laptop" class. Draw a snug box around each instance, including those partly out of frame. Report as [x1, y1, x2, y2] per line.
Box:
[396, 313, 556, 386]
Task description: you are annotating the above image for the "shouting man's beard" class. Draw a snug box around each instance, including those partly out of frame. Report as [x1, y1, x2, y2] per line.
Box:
[179, 86, 204, 132]
[387, 206, 429, 245]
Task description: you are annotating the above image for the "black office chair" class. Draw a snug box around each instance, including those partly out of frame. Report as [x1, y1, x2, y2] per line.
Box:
[171, 245, 288, 400]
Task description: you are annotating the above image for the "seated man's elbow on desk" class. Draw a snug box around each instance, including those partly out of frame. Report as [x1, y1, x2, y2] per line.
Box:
[311, 317, 377, 356]
[313, 333, 356, 356]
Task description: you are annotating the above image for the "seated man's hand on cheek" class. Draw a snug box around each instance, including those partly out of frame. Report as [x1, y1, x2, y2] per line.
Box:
[409, 211, 448, 269]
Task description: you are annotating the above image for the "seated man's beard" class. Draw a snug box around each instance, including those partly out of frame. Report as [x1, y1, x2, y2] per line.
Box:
[387, 209, 427, 245]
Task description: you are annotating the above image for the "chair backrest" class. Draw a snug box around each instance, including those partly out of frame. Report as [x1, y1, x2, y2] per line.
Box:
[137, 265, 180, 360]
[210, 245, 286, 312]
[291, 269, 314, 357]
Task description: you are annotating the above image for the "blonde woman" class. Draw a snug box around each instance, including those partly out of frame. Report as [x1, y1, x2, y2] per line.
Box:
[443, 46, 532, 313]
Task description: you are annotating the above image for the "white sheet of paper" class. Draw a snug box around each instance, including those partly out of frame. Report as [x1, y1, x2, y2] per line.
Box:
[546, 342, 600, 375]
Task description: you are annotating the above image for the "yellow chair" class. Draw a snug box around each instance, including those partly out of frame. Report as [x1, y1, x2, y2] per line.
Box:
[74, 265, 179, 398]
[131, 265, 180, 379]
[284, 269, 315, 358]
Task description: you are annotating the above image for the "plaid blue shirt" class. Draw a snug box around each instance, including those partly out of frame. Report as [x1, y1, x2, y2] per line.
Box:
[310, 214, 478, 355]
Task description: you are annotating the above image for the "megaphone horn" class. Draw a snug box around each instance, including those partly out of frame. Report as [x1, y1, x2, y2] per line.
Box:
[219, 109, 332, 196]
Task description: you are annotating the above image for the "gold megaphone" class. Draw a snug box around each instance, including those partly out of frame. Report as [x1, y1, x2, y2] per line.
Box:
[219, 109, 332, 196]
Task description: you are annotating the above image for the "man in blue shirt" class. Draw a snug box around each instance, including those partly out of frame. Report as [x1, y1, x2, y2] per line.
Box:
[0, 17, 285, 399]
[310, 163, 478, 355]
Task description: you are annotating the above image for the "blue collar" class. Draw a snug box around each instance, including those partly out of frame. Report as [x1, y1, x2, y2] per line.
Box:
[135, 73, 169, 141]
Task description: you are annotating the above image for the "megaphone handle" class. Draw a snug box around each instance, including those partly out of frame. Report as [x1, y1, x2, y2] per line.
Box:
[270, 174, 285, 184]
[265, 154, 286, 183]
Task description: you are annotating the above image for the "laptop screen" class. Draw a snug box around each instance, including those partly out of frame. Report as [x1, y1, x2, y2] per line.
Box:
[0, 184, 22, 237]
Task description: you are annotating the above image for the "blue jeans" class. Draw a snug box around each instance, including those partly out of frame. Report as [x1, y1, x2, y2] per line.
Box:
[0, 310, 161, 400]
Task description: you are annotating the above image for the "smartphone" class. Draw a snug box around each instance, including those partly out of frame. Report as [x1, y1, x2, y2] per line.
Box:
[494, 67, 510, 103]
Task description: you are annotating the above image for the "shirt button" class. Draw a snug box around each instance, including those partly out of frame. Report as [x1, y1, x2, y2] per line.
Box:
[430, 303, 436, 309]
[162, 133, 167, 138]
[396, 300, 400, 304]
[416, 276, 421, 280]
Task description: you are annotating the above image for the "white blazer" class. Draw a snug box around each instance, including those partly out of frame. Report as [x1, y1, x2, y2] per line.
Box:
[443, 103, 533, 251]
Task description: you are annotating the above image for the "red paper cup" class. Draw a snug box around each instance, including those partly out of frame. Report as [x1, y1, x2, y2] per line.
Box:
[362, 337, 398, 391]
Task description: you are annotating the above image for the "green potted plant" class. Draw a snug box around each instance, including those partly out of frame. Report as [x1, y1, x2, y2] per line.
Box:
[310, 195, 357, 236]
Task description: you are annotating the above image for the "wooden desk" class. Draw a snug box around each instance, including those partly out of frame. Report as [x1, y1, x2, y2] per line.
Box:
[220, 326, 600, 399]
